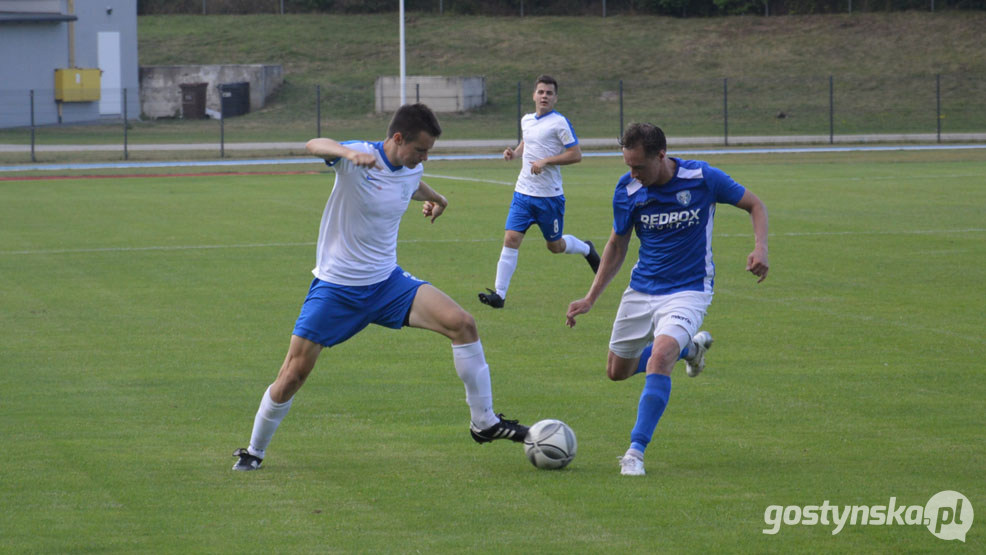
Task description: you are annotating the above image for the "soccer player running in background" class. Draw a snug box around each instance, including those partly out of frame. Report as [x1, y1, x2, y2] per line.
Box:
[565, 123, 769, 476]
[233, 104, 528, 471]
[477, 75, 599, 309]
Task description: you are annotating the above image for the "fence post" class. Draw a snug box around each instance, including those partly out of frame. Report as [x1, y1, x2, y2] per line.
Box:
[618, 79, 624, 139]
[123, 87, 129, 160]
[316, 84, 321, 138]
[220, 108, 225, 158]
[30, 89, 36, 163]
[829, 75, 834, 144]
[516, 81, 522, 145]
[936, 73, 941, 143]
[722, 78, 728, 146]
[416, 83, 420, 103]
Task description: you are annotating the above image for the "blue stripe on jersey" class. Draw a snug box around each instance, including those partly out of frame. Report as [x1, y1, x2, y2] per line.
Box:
[562, 115, 579, 147]
[372, 141, 402, 171]
[533, 110, 579, 147]
[323, 141, 402, 171]
[612, 158, 746, 296]
[325, 139, 365, 167]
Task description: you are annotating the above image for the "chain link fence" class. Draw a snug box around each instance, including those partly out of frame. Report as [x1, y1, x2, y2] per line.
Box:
[2, 72, 984, 163]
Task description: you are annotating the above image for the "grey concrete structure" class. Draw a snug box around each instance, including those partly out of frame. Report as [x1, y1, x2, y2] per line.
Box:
[375, 76, 486, 113]
[139, 65, 283, 119]
[0, 0, 139, 128]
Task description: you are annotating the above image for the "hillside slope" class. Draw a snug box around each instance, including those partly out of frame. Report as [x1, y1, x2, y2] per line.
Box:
[136, 12, 986, 139]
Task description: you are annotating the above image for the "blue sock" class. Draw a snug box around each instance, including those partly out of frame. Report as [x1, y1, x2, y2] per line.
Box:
[633, 343, 689, 375]
[629, 374, 672, 453]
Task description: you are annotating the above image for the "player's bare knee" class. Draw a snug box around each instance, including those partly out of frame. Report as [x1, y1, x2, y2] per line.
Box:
[447, 309, 479, 342]
[606, 358, 634, 381]
[276, 355, 314, 393]
[547, 240, 566, 254]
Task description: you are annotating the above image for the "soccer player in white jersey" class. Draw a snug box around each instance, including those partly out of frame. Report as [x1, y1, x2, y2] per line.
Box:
[566, 123, 769, 476]
[478, 75, 599, 309]
[232, 104, 529, 471]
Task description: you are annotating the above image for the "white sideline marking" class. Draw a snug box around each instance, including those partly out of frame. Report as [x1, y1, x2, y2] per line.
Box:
[423, 173, 513, 186]
[716, 228, 986, 239]
[718, 287, 986, 346]
[0, 242, 314, 256]
[2, 228, 983, 256]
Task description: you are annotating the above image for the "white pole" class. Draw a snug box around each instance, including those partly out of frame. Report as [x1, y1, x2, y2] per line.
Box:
[399, 0, 406, 106]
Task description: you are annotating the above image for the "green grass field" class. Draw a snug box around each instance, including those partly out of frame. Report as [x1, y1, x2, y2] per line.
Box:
[1, 149, 984, 552]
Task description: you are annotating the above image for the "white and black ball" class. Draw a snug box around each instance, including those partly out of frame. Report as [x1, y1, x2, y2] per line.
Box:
[523, 419, 577, 470]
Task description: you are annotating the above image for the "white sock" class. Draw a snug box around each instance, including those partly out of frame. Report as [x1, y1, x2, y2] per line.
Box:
[451, 340, 499, 429]
[247, 385, 294, 459]
[682, 339, 698, 361]
[494, 246, 519, 298]
[562, 234, 590, 256]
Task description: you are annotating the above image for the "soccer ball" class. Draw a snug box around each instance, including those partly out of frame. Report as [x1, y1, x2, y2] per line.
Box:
[523, 419, 577, 470]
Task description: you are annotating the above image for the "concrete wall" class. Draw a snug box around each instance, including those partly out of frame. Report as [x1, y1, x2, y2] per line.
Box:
[139, 65, 283, 118]
[0, 0, 140, 128]
[375, 76, 486, 113]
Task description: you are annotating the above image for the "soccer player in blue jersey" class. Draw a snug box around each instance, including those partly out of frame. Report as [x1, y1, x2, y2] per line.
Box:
[566, 123, 769, 476]
[478, 75, 599, 309]
[232, 104, 528, 471]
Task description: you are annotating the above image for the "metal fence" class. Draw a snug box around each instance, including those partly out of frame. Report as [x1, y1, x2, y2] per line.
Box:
[2, 72, 984, 163]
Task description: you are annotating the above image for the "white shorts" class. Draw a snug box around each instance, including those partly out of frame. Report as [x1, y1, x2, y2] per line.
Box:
[608, 287, 713, 359]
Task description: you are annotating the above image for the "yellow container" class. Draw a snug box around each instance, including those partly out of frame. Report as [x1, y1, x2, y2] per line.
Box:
[54, 68, 101, 102]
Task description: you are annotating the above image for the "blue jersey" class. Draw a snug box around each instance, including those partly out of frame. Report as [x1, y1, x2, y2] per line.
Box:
[612, 158, 746, 296]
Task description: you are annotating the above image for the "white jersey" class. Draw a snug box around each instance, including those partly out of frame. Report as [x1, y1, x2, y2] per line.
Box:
[313, 140, 422, 286]
[514, 110, 578, 198]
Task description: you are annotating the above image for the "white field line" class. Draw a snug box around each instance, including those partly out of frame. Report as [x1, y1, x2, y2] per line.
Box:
[422, 173, 513, 185]
[717, 287, 986, 347]
[2, 228, 983, 257]
[716, 228, 986, 238]
[0, 242, 315, 256]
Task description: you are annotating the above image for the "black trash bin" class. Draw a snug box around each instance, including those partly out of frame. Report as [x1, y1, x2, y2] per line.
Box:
[179, 82, 208, 119]
[219, 82, 250, 118]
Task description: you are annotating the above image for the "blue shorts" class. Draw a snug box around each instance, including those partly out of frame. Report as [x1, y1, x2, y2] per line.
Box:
[292, 266, 428, 347]
[504, 192, 566, 241]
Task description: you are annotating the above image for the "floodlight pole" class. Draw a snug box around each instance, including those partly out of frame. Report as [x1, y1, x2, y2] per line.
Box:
[399, 0, 406, 106]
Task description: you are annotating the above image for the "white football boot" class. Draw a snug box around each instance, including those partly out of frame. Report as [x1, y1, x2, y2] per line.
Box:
[685, 331, 714, 378]
[619, 454, 646, 476]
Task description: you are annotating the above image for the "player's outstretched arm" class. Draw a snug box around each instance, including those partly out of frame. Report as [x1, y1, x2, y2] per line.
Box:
[566, 230, 631, 327]
[305, 138, 378, 167]
[735, 190, 769, 282]
[413, 180, 449, 223]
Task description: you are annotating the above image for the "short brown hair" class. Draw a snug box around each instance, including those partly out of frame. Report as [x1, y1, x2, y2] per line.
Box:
[535, 74, 558, 93]
[619, 123, 666, 158]
[387, 103, 442, 142]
